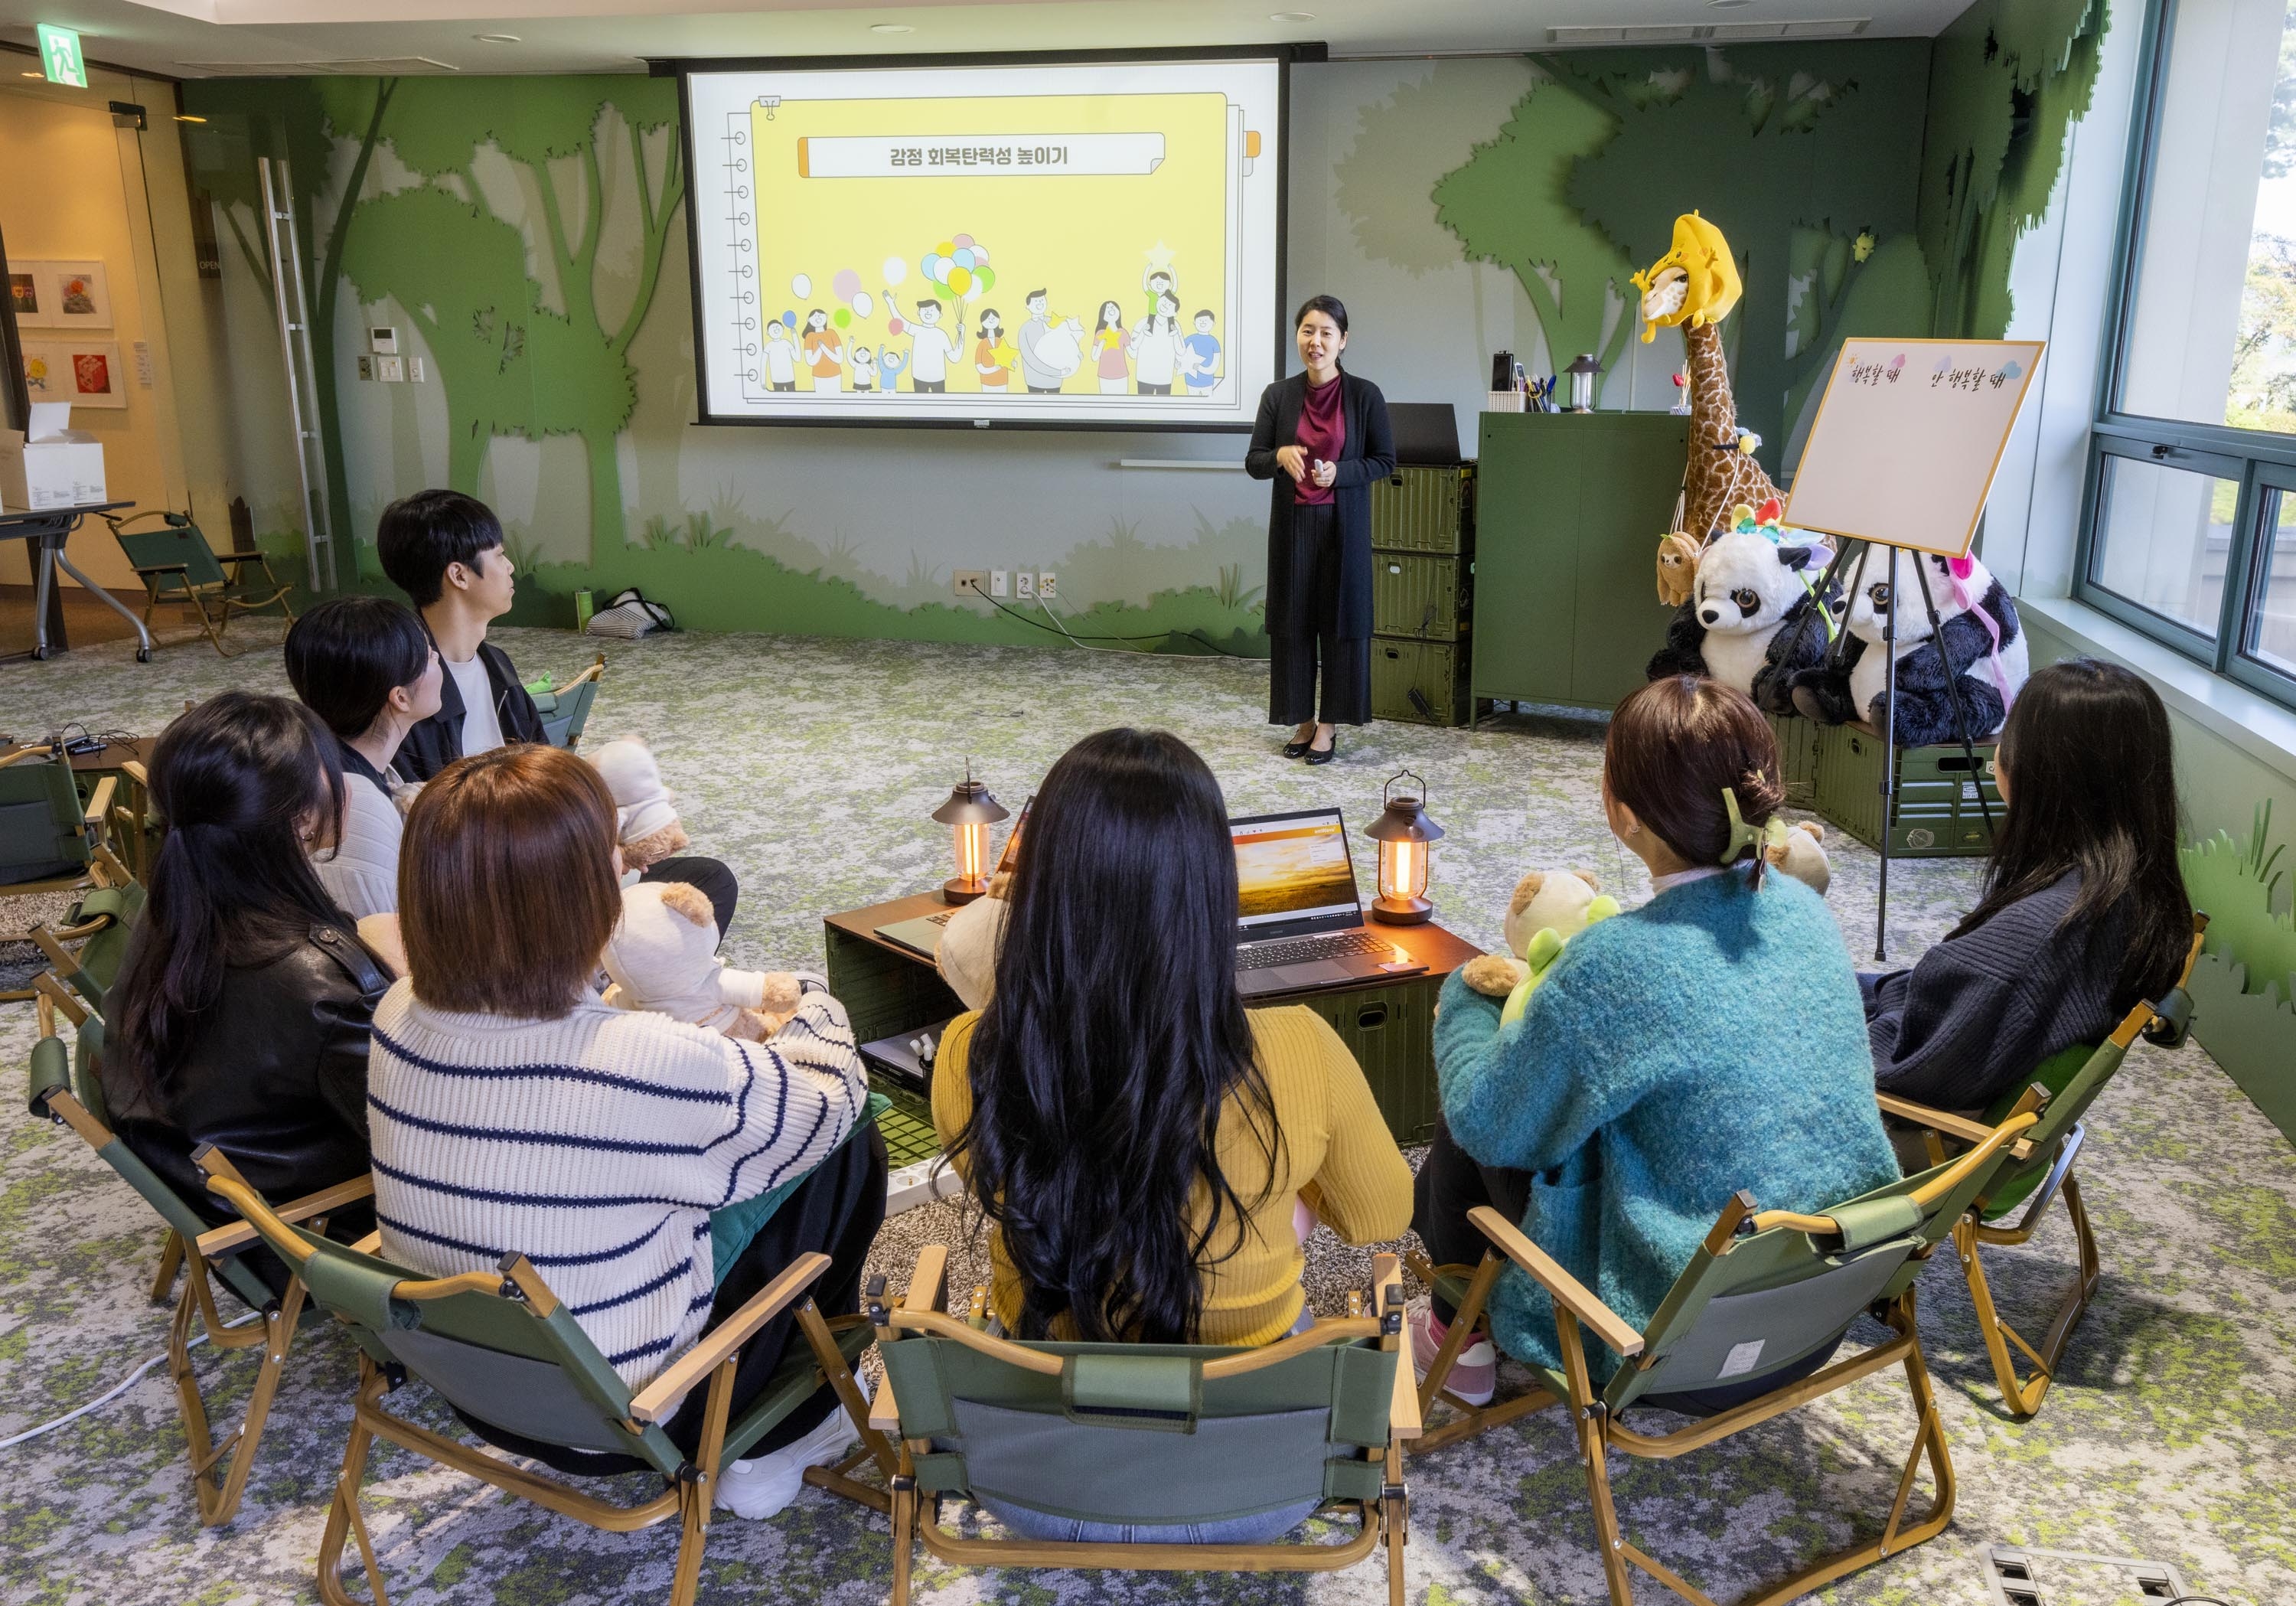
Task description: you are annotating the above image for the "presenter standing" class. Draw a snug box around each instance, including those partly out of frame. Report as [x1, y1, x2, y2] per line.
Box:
[1247, 295, 1394, 764]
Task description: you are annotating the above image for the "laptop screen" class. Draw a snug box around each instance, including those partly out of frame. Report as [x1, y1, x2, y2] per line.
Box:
[1231, 809, 1362, 932]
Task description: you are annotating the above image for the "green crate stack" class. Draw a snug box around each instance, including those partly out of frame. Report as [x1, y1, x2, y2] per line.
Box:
[824, 921, 964, 1047]
[1768, 712, 1822, 807]
[1813, 723, 2002, 857]
[1368, 465, 1479, 726]
[1293, 980, 1440, 1144]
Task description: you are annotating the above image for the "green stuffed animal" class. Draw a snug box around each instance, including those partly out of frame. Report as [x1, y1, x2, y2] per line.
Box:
[1457, 869, 1623, 1026]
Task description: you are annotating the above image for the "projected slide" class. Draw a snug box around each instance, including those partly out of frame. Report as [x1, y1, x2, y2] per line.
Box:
[685, 58, 1283, 428]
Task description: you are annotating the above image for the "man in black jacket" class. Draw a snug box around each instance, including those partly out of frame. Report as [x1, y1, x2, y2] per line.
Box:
[373, 489, 740, 937]
[375, 490, 545, 783]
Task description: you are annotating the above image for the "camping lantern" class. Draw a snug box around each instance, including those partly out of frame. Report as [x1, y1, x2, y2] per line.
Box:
[1564, 353, 1603, 413]
[932, 764, 1010, 904]
[1366, 769, 1444, 925]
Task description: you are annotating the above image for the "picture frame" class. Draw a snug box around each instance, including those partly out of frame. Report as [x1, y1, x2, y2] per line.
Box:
[22, 340, 128, 408]
[44, 260, 112, 328]
[8, 264, 52, 327]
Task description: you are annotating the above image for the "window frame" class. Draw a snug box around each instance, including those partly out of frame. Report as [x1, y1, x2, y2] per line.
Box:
[2076, 0, 2296, 710]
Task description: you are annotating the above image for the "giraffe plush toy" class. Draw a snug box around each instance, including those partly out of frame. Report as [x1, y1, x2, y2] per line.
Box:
[1632, 212, 1786, 549]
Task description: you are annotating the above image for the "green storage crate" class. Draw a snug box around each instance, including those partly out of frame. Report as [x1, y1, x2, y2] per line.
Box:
[1372, 635, 1476, 726]
[1814, 724, 2002, 857]
[1767, 712, 1821, 807]
[1293, 979, 1439, 1144]
[1371, 552, 1470, 641]
[1369, 465, 1473, 554]
[825, 919, 964, 1046]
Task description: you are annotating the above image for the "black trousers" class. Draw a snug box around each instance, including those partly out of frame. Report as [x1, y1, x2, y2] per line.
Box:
[1411, 1118, 1841, 1417]
[1267, 501, 1369, 726]
[642, 856, 739, 942]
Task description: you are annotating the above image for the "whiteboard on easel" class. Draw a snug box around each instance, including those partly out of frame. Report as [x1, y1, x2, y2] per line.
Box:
[1781, 337, 2044, 558]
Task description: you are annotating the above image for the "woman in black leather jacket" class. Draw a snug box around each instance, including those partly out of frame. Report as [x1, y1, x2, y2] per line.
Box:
[101, 693, 390, 1258]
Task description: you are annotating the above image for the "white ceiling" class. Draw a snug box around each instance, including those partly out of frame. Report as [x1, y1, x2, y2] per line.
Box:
[0, 0, 1975, 79]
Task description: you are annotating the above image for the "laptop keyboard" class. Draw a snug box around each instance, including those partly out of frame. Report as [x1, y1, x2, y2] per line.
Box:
[1235, 929, 1392, 973]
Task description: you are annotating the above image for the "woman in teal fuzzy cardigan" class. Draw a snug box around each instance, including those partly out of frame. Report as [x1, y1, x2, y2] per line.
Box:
[1411, 677, 1900, 1408]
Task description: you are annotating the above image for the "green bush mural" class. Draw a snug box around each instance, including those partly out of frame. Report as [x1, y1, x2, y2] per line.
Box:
[2182, 803, 2296, 1141]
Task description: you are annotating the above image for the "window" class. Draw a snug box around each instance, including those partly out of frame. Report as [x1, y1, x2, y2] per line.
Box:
[2085, 0, 2296, 704]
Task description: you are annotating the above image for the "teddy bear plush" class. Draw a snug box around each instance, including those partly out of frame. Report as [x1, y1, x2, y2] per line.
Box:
[1655, 530, 1702, 608]
[934, 872, 1010, 1012]
[589, 737, 690, 871]
[1766, 820, 1831, 896]
[1645, 502, 1835, 715]
[602, 881, 803, 1042]
[1460, 869, 1623, 1024]
[1786, 547, 2027, 746]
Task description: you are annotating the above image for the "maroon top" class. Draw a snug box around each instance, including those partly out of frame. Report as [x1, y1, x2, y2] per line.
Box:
[1291, 374, 1346, 507]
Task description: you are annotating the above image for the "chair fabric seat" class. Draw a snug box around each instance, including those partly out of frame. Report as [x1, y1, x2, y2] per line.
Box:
[1975, 1040, 2101, 1219]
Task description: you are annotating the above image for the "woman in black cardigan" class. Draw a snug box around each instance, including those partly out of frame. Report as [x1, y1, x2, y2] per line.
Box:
[1246, 295, 1395, 764]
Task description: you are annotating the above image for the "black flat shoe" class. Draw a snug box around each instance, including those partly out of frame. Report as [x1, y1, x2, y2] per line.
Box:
[1281, 740, 1311, 758]
[1304, 739, 1338, 765]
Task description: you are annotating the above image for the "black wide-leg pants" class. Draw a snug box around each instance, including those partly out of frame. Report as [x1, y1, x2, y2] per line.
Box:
[1267, 501, 1370, 726]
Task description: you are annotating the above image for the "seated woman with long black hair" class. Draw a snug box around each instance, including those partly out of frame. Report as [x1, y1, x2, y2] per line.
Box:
[1864, 658, 2194, 1118]
[933, 726, 1415, 1545]
[101, 691, 392, 1271]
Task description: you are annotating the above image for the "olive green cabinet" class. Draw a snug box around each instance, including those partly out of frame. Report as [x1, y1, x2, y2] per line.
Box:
[1472, 412, 1687, 713]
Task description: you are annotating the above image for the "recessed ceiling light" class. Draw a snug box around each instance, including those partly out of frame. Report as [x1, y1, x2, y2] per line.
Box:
[870, 22, 915, 33]
[21, 70, 44, 78]
[174, 113, 208, 122]
[1707, 1, 1753, 7]
[1270, 10, 1316, 19]
[475, 32, 520, 43]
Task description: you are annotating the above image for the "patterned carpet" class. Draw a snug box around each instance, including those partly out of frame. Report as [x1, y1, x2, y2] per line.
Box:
[2, 627, 2290, 1606]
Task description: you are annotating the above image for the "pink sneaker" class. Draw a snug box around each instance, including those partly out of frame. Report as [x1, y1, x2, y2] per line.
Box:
[1408, 1297, 1496, 1406]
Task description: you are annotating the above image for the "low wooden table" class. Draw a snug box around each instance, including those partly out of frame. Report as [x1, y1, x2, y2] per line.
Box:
[0, 734, 154, 879]
[826, 891, 1481, 1147]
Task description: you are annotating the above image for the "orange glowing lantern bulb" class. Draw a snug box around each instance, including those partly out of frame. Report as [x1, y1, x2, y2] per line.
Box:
[932, 762, 1009, 904]
[1365, 768, 1443, 925]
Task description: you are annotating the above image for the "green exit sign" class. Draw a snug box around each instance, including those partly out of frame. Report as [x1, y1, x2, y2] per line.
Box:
[36, 23, 87, 88]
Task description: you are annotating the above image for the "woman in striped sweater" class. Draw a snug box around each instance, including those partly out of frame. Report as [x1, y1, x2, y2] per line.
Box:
[368, 746, 882, 1520]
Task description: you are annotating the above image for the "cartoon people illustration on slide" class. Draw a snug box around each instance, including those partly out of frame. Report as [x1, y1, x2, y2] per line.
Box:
[764, 320, 799, 392]
[1019, 289, 1084, 393]
[801, 308, 844, 393]
[879, 348, 907, 392]
[1182, 308, 1221, 397]
[1132, 292, 1183, 396]
[850, 345, 877, 394]
[1093, 301, 1133, 394]
[974, 309, 1018, 393]
[892, 293, 964, 393]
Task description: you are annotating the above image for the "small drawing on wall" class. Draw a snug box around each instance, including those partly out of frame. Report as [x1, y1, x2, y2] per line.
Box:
[22, 341, 127, 408]
[44, 261, 112, 328]
[8, 267, 49, 326]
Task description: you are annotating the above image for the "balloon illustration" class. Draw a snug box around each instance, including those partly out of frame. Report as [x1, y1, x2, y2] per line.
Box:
[953, 247, 977, 271]
[888, 315, 906, 336]
[953, 233, 974, 249]
[853, 289, 876, 319]
[833, 308, 852, 328]
[791, 273, 812, 298]
[948, 266, 973, 294]
[883, 256, 908, 286]
[918, 236, 996, 305]
[782, 310, 797, 329]
[833, 267, 863, 303]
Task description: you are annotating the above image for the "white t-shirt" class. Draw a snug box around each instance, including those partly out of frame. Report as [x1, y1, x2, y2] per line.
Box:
[765, 337, 797, 384]
[909, 324, 960, 384]
[446, 654, 504, 758]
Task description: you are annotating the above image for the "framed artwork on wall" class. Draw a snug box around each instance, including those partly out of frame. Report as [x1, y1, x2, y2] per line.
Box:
[44, 261, 111, 328]
[8, 264, 51, 326]
[23, 341, 127, 408]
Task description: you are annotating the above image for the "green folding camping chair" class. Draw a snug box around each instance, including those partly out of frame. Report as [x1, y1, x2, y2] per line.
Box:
[1412, 1102, 2042, 1606]
[29, 862, 143, 1016]
[104, 511, 295, 659]
[0, 746, 119, 929]
[194, 1146, 890, 1606]
[869, 1246, 1418, 1606]
[26, 986, 365, 1526]
[1883, 913, 2208, 1418]
[531, 653, 607, 749]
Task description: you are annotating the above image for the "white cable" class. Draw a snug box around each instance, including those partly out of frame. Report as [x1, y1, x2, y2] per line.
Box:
[0, 1310, 259, 1451]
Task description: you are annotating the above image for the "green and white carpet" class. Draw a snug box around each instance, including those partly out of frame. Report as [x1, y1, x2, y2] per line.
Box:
[2, 628, 2289, 1605]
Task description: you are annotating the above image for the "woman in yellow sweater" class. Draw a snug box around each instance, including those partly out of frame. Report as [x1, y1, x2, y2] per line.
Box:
[932, 726, 1413, 1542]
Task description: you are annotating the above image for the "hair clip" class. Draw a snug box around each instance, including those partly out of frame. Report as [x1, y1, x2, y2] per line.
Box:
[1719, 787, 1789, 866]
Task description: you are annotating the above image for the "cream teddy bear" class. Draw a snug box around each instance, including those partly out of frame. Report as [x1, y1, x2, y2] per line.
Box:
[1460, 869, 1623, 1024]
[602, 881, 802, 1042]
[589, 737, 690, 871]
[1766, 819, 1831, 896]
[934, 872, 1011, 1013]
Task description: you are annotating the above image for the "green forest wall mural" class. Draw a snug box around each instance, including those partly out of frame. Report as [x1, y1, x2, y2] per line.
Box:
[178, 9, 2107, 648]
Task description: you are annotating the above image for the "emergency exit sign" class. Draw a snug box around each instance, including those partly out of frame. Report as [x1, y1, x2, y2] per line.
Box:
[37, 23, 87, 88]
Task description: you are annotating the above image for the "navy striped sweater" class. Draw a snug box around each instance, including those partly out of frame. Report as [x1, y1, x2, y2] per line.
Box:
[368, 974, 865, 1385]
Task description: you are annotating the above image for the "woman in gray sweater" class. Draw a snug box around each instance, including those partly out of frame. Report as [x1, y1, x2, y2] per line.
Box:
[1865, 659, 2193, 1114]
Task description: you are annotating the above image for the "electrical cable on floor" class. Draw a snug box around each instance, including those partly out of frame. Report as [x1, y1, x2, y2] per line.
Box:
[956, 577, 1252, 658]
[0, 1310, 258, 1451]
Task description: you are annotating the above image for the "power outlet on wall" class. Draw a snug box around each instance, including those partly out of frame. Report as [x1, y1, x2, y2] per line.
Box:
[1038, 571, 1057, 600]
[1015, 570, 1036, 599]
[952, 570, 989, 600]
[990, 569, 1009, 598]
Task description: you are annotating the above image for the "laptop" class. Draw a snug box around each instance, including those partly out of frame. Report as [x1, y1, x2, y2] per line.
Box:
[873, 799, 1030, 959]
[1231, 808, 1425, 997]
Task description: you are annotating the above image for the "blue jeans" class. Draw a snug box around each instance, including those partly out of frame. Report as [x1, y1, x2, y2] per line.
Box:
[978, 1493, 1326, 1546]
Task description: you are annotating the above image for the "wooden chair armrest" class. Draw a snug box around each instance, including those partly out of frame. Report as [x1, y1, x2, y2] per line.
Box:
[0, 746, 47, 769]
[31, 970, 86, 1026]
[1375, 1252, 1420, 1440]
[83, 775, 117, 834]
[120, 759, 149, 788]
[1874, 1092, 1994, 1145]
[1468, 1206, 1644, 1360]
[628, 1252, 832, 1423]
[552, 655, 607, 694]
[905, 1245, 949, 1315]
[869, 1368, 902, 1433]
[194, 1173, 377, 1261]
[351, 1230, 382, 1255]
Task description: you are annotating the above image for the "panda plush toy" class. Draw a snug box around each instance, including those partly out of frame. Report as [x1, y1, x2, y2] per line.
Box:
[1787, 547, 2027, 746]
[1645, 501, 1834, 715]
